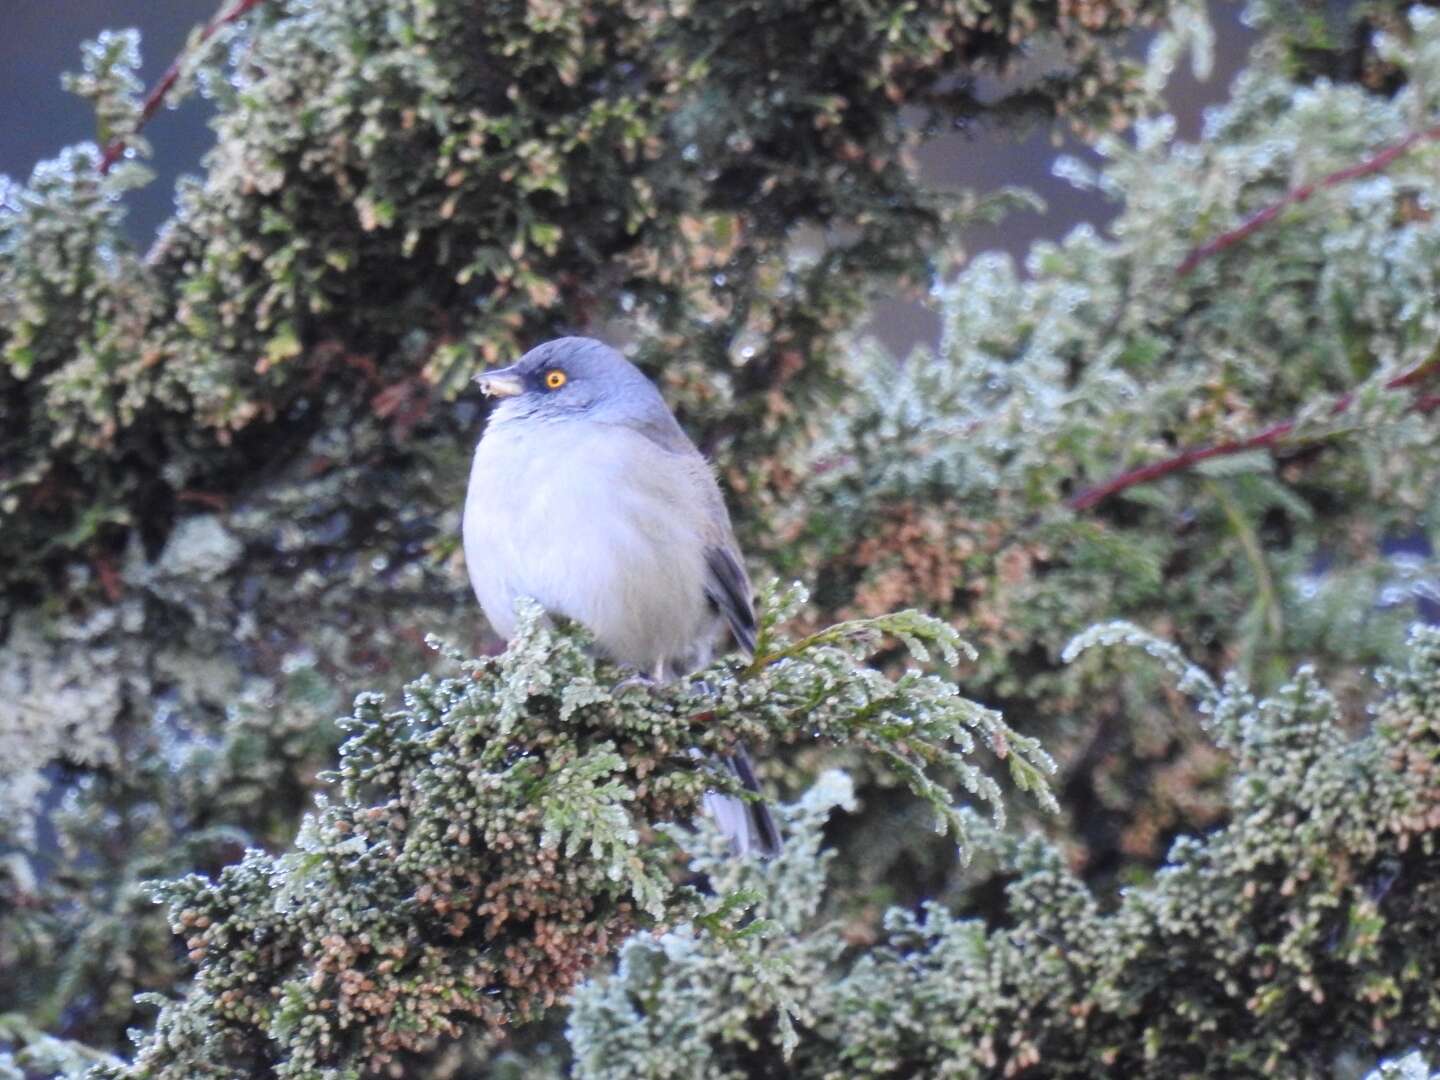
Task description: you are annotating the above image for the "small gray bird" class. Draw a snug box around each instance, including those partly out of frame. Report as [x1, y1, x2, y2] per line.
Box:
[463, 336, 780, 857]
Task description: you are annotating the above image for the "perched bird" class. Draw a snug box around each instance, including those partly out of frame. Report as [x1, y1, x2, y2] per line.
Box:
[462, 336, 781, 857]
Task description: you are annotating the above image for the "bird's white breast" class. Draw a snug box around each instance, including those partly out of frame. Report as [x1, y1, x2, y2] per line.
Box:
[463, 417, 719, 672]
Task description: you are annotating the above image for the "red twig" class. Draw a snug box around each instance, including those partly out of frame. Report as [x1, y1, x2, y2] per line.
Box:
[94, 553, 123, 603]
[1176, 124, 1440, 277]
[177, 489, 230, 510]
[1086, 129, 1440, 510]
[1414, 393, 1440, 414]
[98, 0, 268, 174]
[371, 378, 434, 442]
[1068, 356, 1440, 512]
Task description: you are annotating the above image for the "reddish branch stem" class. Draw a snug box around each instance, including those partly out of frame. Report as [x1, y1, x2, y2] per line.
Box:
[1069, 129, 1440, 511]
[1068, 356, 1440, 512]
[176, 490, 230, 510]
[1176, 124, 1440, 277]
[98, 0, 268, 174]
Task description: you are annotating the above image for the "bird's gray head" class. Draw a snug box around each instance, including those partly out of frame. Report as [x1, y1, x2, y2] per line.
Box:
[473, 337, 673, 432]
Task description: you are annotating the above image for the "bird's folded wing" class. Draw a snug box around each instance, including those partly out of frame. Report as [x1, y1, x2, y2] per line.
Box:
[703, 544, 757, 656]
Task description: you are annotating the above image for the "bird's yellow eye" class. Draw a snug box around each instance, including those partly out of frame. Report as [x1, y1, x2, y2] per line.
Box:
[544, 369, 567, 390]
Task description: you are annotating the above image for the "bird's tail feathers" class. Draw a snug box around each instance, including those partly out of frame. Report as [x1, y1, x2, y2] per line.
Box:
[706, 745, 781, 858]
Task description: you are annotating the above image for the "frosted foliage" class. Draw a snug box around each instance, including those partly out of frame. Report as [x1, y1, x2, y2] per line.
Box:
[1369, 1053, 1440, 1080]
[569, 773, 857, 1078]
[791, 6, 1440, 720]
[99, 599, 1051, 1077]
[569, 627, 1440, 1077]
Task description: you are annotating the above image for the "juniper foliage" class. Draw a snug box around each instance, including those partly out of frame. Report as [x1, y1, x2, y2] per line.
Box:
[101, 596, 1051, 1076]
[4, 0, 1440, 1076]
[572, 626, 1440, 1076]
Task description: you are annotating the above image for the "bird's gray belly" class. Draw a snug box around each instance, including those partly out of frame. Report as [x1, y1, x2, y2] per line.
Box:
[464, 427, 718, 672]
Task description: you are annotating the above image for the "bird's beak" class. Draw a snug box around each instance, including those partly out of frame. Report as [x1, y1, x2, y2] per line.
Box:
[473, 365, 524, 398]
